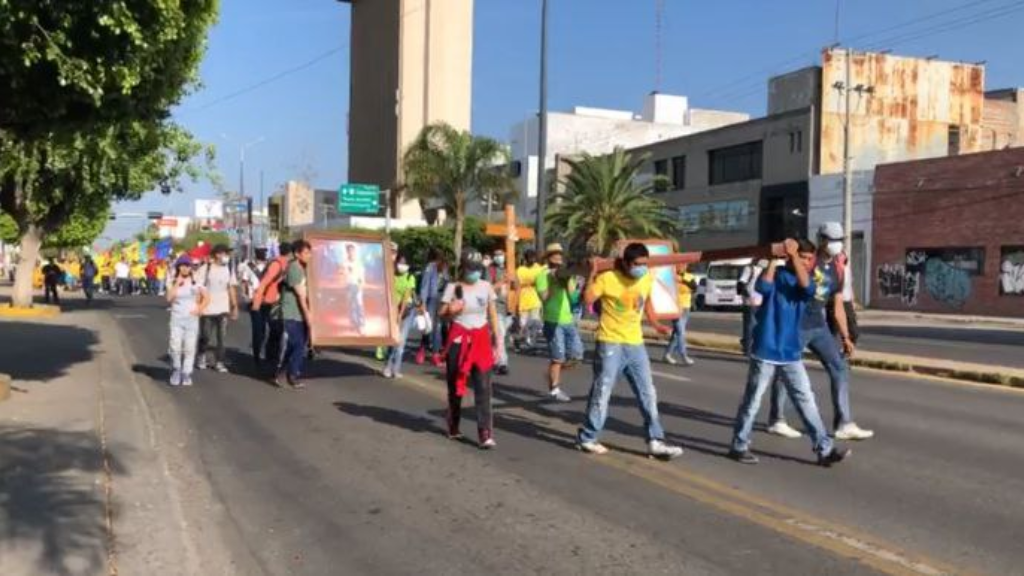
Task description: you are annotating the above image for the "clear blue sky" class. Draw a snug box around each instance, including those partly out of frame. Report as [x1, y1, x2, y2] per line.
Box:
[106, 0, 1024, 240]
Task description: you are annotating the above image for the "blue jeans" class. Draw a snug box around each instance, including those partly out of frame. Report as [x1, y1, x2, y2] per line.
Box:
[282, 320, 308, 378]
[169, 316, 200, 376]
[578, 342, 666, 444]
[543, 322, 584, 363]
[385, 311, 417, 374]
[769, 326, 852, 429]
[423, 298, 443, 353]
[732, 359, 834, 456]
[664, 309, 690, 359]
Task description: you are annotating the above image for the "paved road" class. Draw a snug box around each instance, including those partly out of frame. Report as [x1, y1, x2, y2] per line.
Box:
[688, 310, 1024, 368]
[111, 297, 1024, 575]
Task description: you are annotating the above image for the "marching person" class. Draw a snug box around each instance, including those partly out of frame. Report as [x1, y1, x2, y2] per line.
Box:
[535, 243, 583, 402]
[383, 254, 420, 379]
[166, 255, 208, 387]
[738, 258, 766, 356]
[767, 223, 874, 441]
[276, 240, 313, 390]
[514, 248, 545, 351]
[728, 238, 851, 466]
[664, 262, 698, 366]
[416, 248, 449, 367]
[42, 258, 63, 305]
[239, 248, 270, 368]
[81, 255, 98, 304]
[577, 243, 684, 460]
[195, 244, 238, 373]
[484, 249, 514, 375]
[440, 251, 500, 449]
[252, 242, 294, 371]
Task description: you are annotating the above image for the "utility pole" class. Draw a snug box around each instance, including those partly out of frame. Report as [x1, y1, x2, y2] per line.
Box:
[534, 0, 550, 252]
[842, 46, 853, 253]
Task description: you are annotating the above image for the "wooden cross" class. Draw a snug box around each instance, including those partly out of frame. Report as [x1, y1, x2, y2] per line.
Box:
[588, 243, 787, 274]
[484, 204, 535, 311]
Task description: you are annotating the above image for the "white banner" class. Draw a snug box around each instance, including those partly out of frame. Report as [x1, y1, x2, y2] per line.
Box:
[194, 199, 224, 219]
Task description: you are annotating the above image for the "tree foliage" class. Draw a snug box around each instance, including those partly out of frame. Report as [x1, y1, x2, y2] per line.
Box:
[403, 123, 513, 263]
[545, 148, 677, 257]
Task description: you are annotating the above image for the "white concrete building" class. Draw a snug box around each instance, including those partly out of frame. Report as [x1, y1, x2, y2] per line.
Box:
[807, 170, 875, 304]
[504, 93, 750, 221]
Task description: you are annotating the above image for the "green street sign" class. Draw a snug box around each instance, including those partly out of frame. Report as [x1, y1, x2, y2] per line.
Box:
[338, 183, 381, 215]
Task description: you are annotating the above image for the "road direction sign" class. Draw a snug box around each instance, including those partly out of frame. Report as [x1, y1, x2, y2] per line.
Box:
[338, 183, 380, 215]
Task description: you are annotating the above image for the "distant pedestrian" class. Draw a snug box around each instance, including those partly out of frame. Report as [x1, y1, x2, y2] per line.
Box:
[440, 251, 500, 448]
[195, 244, 238, 373]
[252, 242, 294, 371]
[484, 249, 514, 375]
[81, 256, 98, 304]
[738, 259, 765, 356]
[382, 254, 420, 379]
[114, 259, 130, 296]
[167, 255, 208, 387]
[42, 258, 63, 304]
[577, 243, 684, 460]
[276, 240, 313, 389]
[239, 248, 269, 367]
[416, 248, 449, 367]
[514, 249, 545, 351]
[535, 243, 583, 403]
[728, 238, 851, 467]
[664, 263, 698, 366]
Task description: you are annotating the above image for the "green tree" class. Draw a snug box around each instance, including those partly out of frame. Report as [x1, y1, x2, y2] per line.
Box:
[545, 148, 677, 257]
[0, 1, 219, 307]
[402, 123, 512, 266]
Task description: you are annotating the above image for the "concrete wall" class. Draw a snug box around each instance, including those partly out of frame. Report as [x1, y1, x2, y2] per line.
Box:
[820, 49, 986, 174]
[982, 89, 1024, 150]
[872, 148, 1024, 317]
[768, 66, 822, 115]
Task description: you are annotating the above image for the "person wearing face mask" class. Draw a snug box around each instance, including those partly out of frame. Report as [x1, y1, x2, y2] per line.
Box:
[535, 243, 583, 402]
[766, 222, 874, 442]
[484, 250, 513, 375]
[440, 251, 501, 449]
[195, 244, 239, 373]
[166, 255, 209, 387]
[383, 254, 420, 378]
[577, 243, 684, 460]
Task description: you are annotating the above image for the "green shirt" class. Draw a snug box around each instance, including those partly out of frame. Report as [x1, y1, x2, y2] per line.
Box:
[536, 270, 578, 325]
[394, 272, 417, 307]
[281, 259, 306, 321]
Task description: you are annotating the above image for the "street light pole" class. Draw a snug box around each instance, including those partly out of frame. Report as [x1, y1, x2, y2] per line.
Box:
[237, 136, 265, 260]
[534, 0, 549, 252]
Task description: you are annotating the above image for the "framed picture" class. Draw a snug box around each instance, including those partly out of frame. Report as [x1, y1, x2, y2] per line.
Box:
[304, 231, 399, 347]
[613, 239, 681, 320]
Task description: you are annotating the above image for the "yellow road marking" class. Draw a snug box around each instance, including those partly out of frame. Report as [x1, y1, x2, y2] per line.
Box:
[337, 351, 973, 576]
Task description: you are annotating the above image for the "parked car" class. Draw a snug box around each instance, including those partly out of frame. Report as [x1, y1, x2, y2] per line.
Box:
[701, 258, 751, 310]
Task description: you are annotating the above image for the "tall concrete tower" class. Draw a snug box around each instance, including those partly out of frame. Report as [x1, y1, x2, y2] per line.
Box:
[340, 0, 474, 220]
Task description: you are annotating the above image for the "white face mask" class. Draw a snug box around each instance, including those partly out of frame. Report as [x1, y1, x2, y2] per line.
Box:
[220, 255, 231, 265]
[397, 263, 410, 274]
[826, 241, 844, 257]
[482, 259, 492, 268]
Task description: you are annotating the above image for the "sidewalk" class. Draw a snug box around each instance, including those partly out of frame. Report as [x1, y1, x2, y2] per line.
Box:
[855, 308, 1024, 330]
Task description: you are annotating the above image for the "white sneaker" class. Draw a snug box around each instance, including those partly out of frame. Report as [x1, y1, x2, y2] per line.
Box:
[196, 358, 208, 371]
[664, 354, 679, 365]
[382, 366, 394, 379]
[169, 370, 182, 387]
[577, 440, 609, 455]
[834, 423, 874, 441]
[682, 356, 696, 367]
[181, 374, 194, 387]
[548, 388, 571, 402]
[648, 439, 684, 459]
[768, 421, 803, 439]
[214, 362, 228, 373]
[480, 438, 497, 449]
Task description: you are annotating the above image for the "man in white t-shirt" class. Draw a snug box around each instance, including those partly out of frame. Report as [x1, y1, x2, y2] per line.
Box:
[195, 244, 239, 372]
[114, 259, 131, 296]
[340, 243, 366, 334]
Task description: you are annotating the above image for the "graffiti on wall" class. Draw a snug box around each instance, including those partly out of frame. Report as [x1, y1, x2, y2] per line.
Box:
[877, 247, 983, 308]
[1001, 247, 1024, 296]
[876, 263, 920, 305]
[921, 258, 971, 307]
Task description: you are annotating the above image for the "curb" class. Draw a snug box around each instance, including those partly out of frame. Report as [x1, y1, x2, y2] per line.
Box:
[0, 373, 10, 402]
[0, 304, 61, 319]
[577, 320, 1024, 390]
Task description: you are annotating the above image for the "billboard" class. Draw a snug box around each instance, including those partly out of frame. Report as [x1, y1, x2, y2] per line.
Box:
[285, 181, 315, 228]
[194, 199, 224, 219]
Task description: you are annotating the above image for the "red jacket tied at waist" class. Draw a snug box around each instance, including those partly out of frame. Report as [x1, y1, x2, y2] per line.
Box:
[445, 323, 494, 397]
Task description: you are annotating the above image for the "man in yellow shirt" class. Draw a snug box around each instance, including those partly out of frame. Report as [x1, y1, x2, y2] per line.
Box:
[514, 249, 545, 350]
[577, 242, 683, 460]
[664, 263, 698, 366]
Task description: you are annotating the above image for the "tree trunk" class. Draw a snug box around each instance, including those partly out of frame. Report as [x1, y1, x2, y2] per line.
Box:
[11, 224, 42, 308]
[453, 197, 465, 272]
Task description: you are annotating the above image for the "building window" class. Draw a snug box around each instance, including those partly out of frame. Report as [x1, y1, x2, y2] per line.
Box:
[789, 130, 803, 153]
[709, 141, 763, 185]
[948, 125, 961, 156]
[905, 247, 986, 277]
[653, 159, 670, 192]
[679, 200, 751, 233]
[671, 155, 686, 190]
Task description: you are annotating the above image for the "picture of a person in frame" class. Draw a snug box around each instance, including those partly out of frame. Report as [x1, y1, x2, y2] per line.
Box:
[340, 242, 367, 335]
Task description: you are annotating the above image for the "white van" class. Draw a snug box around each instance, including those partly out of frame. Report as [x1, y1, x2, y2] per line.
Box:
[701, 258, 751, 309]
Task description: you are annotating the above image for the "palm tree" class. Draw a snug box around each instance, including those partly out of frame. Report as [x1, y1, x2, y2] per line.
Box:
[546, 148, 677, 257]
[403, 123, 512, 262]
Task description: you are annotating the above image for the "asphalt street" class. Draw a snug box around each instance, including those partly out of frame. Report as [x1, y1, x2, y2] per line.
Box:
[687, 310, 1024, 368]
[112, 297, 1024, 575]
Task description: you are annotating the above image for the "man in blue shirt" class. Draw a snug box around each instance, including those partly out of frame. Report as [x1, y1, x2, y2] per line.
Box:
[729, 238, 851, 467]
[767, 222, 874, 442]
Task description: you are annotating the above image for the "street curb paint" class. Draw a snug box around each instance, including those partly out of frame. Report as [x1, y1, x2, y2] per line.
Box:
[0, 304, 61, 319]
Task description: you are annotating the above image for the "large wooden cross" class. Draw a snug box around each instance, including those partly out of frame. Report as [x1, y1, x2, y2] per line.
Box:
[484, 204, 535, 311]
[588, 243, 787, 273]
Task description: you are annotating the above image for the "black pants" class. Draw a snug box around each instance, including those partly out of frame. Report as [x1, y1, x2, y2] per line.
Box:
[445, 342, 494, 440]
[82, 279, 95, 302]
[44, 282, 60, 304]
[249, 307, 269, 364]
[199, 314, 228, 365]
[265, 307, 285, 372]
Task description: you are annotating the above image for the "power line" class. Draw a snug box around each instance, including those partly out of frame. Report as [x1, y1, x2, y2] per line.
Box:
[188, 45, 346, 112]
[862, 0, 1024, 52]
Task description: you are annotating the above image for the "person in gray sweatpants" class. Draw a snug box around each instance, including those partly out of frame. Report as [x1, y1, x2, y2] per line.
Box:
[166, 255, 209, 387]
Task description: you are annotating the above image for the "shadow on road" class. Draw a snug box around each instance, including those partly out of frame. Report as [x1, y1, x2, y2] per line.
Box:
[333, 401, 441, 435]
[0, 425, 126, 575]
[0, 321, 98, 384]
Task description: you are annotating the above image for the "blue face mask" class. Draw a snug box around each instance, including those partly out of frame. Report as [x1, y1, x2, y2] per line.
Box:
[464, 271, 482, 284]
[629, 265, 648, 279]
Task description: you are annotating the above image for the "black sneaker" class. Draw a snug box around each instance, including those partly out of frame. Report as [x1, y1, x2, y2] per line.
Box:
[495, 365, 510, 376]
[728, 450, 759, 465]
[818, 446, 851, 467]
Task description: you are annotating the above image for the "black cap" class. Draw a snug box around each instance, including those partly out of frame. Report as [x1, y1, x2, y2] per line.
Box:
[212, 243, 232, 255]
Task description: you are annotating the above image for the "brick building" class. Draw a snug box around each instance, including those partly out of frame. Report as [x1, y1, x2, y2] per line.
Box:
[872, 148, 1024, 317]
